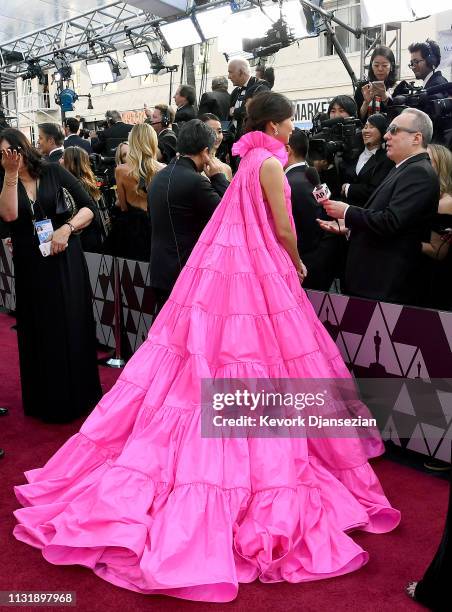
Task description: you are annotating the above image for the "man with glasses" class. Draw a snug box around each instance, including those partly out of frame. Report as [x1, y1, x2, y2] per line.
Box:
[318, 108, 439, 306]
[407, 40, 448, 90]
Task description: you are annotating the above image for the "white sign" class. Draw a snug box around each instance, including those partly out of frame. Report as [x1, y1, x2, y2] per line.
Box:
[438, 29, 452, 78]
[293, 98, 330, 129]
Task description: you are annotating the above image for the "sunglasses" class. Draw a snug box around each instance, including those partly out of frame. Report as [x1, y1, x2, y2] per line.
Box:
[385, 125, 419, 136]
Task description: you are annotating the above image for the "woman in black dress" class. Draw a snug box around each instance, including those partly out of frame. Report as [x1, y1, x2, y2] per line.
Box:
[0, 128, 101, 422]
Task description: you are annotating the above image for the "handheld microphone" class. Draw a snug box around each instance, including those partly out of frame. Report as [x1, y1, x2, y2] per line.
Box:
[304, 167, 331, 205]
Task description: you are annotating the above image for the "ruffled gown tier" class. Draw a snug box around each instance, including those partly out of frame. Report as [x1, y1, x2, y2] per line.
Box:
[13, 131, 400, 603]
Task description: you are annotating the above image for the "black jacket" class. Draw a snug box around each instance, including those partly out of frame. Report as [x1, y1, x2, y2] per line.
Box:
[174, 104, 196, 125]
[148, 157, 229, 292]
[230, 77, 270, 137]
[344, 152, 439, 305]
[91, 121, 132, 156]
[344, 148, 394, 208]
[285, 164, 325, 257]
[64, 134, 92, 155]
[198, 90, 231, 121]
[157, 129, 178, 164]
[46, 148, 64, 163]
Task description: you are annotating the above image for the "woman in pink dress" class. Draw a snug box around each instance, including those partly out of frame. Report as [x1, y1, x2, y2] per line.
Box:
[13, 92, 400, 603]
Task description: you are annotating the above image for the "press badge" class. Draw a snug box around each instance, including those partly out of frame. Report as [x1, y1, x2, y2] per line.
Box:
[34, 219, 54, 244]
[34, 219, 53, 257]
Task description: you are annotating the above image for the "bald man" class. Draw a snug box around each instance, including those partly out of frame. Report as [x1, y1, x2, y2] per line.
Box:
[228, 58, 270, 140]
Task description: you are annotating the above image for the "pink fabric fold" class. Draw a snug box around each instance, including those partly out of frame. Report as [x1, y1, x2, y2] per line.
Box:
[13, 131, 400, 602]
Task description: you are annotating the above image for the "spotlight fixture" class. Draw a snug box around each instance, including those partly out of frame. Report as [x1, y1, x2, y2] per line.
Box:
[159, 18, 203, 50]
[86, 57, 120, 85]
[21, 59, 45, 84]
[124, 49, 153, 77]
[53, 52, 72, 81]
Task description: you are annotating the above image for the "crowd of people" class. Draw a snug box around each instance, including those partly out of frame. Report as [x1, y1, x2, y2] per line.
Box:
[1, 39, 451, 609]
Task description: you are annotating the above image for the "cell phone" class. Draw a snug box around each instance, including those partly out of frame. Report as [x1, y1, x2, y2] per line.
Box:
[372, 81, 386, 91]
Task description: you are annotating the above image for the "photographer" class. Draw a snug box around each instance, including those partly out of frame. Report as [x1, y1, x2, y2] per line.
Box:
[198, 76, 231, 121]
[174, 84, 197, 126]
[355, 46, 397, 121]
[341, 114, 394, 208]
[407, 40, 449, 91]
[91, 110, 132, 156]
[145, 104, 177, 164]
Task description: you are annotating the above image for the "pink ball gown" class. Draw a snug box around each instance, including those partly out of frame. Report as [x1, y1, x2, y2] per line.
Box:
[13, 131, 400, 603]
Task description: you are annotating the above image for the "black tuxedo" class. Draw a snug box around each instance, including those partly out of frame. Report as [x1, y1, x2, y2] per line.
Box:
[91, 121, 132, 156]
[345, 148, 394, 208]
[345, 152, 439, 305]
[148, 157, 229, 292]
[424, 70, 449, 90]
[64, 134, 92, 155]
[174, 104, 196, 125]
[285, 164, 325, 258]
[198, 90, 231, 121]
[230, 77, 270, 138]
[46, 148, 64, 163]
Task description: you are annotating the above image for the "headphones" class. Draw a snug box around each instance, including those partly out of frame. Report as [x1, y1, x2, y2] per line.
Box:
[424, 40, 439, 69]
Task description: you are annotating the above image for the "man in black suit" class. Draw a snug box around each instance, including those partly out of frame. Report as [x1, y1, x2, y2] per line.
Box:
[38, 123, 65, 162]
[91, 110, 132, 156]
[148, 119, 229, 312]
[285, 129, 325, 263]
[198, 76, 231, 121]
[228, 58, 270, 140]
[174, 85, 197, 126]
[64, 117, 91, 154]
[320, 108, 439, 306]
[408, 40, 449, 91]
[145, 104, 178, 164]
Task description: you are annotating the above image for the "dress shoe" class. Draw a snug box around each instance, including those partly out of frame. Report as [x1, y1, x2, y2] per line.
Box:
[0, 407, 8, 416]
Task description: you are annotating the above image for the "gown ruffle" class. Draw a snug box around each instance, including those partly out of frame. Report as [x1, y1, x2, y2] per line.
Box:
[13, 131, 400, 602]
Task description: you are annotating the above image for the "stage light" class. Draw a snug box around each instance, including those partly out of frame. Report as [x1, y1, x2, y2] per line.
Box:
[217, 8, 272, 54]
[194, 5, 232, 40]
[160, 18, 203, 50]
[361, 0, 450, 28]
[124, 51, 153, 77]
[86, 58, 116, 85]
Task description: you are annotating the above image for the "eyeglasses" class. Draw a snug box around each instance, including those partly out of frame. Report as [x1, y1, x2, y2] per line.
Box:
[385, 125, 419, 136]
[408, 59, 425, 68]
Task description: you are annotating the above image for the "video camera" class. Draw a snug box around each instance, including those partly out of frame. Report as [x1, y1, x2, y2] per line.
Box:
[309, 116, 363, 162]
[388, 81, 452, 121]
[89, 153, 117, 211]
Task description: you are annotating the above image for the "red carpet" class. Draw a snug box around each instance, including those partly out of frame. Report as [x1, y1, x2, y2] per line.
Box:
[0, 311, 447, 611]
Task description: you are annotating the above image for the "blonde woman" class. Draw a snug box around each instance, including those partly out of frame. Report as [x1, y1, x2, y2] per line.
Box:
[114, 123, 164, 261]
[421, 143, 452, 309]
[115, 141, 129, 167]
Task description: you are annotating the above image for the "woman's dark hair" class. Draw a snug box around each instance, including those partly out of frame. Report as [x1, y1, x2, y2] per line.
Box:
[327, 95, 357, 118]
[177, 119, 216, 155]
[199, 113, 221, 123]
[245, 91, 293, 133]
[0, 128, 43, 179]
[368, 45, 397, 87]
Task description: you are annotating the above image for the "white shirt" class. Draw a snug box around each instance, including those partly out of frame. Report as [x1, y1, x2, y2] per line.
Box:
[48, 146, 64, 157]
[355, 146, 378, 175]
[285, 161, 307, 174]
[423, 71, 435, 87]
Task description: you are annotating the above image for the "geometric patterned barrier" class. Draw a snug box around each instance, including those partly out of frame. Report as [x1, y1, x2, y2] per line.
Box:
[2, 242, 452, 461]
